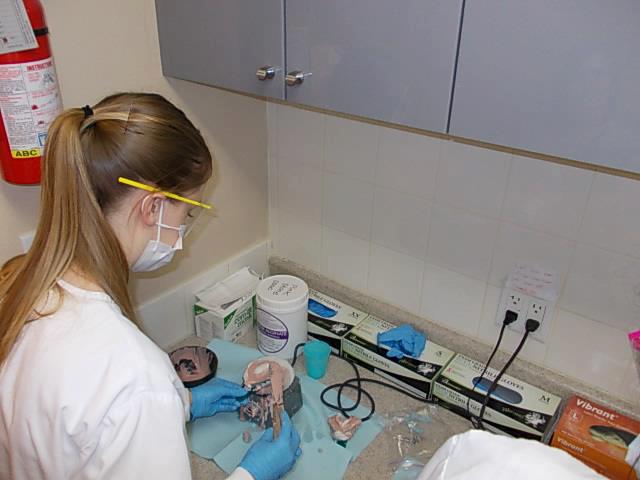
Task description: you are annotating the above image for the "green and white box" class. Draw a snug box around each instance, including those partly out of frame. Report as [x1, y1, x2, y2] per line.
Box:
[433, 354, 562, 441]
[341, 315, 455, 399]
[194, 267, 260, 343]
[307, 289, 368, 354]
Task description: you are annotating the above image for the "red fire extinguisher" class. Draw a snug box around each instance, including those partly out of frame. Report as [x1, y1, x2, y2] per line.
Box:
[0, 0, 62, 185]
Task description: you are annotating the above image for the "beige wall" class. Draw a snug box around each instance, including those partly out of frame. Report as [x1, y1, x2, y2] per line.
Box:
[0, 0, 268, 304]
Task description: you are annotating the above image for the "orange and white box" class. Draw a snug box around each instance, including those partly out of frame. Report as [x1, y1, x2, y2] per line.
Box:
[551, 395, 639, 480]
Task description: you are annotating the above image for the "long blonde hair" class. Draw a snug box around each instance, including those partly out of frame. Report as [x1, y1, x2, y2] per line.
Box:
[0, 93, 212, 366]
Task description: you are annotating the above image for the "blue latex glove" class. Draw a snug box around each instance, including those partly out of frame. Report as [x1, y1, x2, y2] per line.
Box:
[190, 378, 247, 420]
[239, 411, 302, 480]
[377, 324, 427, 359]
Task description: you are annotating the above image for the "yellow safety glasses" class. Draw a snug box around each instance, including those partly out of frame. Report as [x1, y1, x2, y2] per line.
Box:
[118, 177, 212, 210]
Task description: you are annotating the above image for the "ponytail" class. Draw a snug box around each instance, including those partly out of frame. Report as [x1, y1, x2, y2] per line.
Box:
[0, 93, 212, 367]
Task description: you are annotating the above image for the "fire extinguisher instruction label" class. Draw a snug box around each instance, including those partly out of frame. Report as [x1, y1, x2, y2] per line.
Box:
[0, 57, 62, 159]
[0, 0, 38, 55]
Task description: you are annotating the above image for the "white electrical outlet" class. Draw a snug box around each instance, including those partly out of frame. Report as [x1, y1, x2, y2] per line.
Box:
[495, 289, 554, 342]
[527, 301, 546, 323]
[494, 264, 559, 343]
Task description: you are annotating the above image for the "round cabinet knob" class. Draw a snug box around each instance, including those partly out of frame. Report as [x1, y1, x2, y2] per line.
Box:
[285, 70, 311, 87]
[256, 66, 276, 81]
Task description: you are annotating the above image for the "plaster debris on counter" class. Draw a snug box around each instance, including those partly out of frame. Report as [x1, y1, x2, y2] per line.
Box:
[328, 414, 362, 442]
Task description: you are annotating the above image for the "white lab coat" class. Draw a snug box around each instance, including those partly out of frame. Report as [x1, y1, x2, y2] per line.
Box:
[0, 280, 251, 480]
[418, 430, 606, 480]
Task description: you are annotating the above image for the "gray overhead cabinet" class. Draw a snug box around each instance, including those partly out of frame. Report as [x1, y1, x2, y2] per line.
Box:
[449, 0, 640, 172]
[155, 0, 463, 133]
[284, 0, 464, 133]
[155, 1, 640, 172]
[155, 0, 285, 99]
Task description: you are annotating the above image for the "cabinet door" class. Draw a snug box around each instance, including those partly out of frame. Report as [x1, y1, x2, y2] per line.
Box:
[450, 1, 640, 173]
[285, 0, 463, 133]
[155, 0, 285, 99]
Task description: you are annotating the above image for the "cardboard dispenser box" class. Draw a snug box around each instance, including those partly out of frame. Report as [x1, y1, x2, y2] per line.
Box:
[194, 267, 260, 343]
[551, 395, 639, 480]
[307, 289, 368, 354]
[433, 354, 562, 441]
[341, 315, 455, 399]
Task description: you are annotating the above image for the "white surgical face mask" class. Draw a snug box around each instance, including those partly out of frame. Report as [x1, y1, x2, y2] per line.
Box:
[132, 201, 186, 273]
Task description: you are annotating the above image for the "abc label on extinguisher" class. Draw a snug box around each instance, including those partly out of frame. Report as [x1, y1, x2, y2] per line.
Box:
[0, 57, 62, 159]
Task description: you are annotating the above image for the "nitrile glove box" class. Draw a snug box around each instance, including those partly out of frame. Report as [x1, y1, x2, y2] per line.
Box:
[341, 315, 455, 399]
[433, 354, 562, 441]
[551, 395, 640, 480]
[307, 289, 368, 354]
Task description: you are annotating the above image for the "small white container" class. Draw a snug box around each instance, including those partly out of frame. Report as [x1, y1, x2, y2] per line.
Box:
[256, 275, 309, 359]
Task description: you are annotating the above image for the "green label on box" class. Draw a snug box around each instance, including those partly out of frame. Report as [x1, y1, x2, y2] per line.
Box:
[224, 310, 235, 328]
[194, 304, 208, 316]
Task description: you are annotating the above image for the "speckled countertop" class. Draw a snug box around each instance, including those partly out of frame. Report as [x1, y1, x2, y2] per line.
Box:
[169, 333, 471, 480]
[169, 255, 639, 479]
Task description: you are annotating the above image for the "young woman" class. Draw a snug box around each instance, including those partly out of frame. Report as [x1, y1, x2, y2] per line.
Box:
[0, 93, 300, 479]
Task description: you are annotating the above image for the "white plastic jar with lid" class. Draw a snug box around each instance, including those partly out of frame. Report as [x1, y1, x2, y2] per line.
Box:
[256, 275, 309, 359]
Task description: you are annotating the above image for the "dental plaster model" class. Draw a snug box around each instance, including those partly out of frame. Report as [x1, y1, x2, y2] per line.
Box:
[328, 414, 362, 442]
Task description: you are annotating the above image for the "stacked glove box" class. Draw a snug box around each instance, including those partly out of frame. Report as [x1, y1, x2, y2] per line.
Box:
[341, 315, 455, 399]
[307, 289, 368, 354]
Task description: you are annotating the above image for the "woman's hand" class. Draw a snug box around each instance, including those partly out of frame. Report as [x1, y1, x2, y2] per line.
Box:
[189, 378, 247, 420]
[239, 412, 302, 480]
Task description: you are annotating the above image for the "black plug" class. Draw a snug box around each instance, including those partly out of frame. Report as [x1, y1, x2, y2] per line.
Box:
[525, 319, 540, 333]
[504, 310, 518, 326]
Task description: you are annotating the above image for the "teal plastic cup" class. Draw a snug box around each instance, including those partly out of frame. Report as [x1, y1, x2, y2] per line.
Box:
[303, 340, 331, 379]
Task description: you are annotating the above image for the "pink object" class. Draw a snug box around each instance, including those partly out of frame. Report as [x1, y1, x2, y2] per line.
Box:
[328, 414, 362, 442]
[629, 330, 640, 383]
[169, 346, 217, 387]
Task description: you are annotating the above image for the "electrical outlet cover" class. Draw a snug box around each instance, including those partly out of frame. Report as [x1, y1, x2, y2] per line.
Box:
[495, 289, 554, 342]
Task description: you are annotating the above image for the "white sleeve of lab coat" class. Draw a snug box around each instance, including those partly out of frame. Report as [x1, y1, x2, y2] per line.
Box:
[78, 389, 192, 480]
[418, 430, 606, 480]
[228, 467, 254, 480]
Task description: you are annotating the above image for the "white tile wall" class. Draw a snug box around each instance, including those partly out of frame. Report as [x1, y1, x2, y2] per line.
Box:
[325, 116, 379, 183]
[322, 226, 370, 292]
[435, 141, 511, 218]
[489, 222, 575, 288]
[276, 209, 323, 273]
[502, 155, 593, 239]
[371, 187, 431, 259]
[277, 156, 323, 223]
[368, 243, 425, 314]
[561, 244, 640, 331]
[580, 173, 640, 258]
[620, 361, 640, 406]
[323, 172, 374, 241]
[376, 128, 441, 199]
[421, 263, 486, 335]
[545, 310, 631, 394]
[427, 203, 498, 282]
[276, 104, 324, 168]
[268, 103, 640, 401]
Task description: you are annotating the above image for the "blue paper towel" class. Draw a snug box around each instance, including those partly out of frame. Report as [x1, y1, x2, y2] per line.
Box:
[187, 339, 383, 479]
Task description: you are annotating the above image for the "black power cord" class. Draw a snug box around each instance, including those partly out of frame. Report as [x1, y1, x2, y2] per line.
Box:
[468, 310, 518, 424]
[475, 318, 540, 430]
[291, 342, 435, 422]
